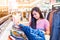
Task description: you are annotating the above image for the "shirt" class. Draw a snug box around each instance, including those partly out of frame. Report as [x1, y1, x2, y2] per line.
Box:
[36, 19, 49, 31]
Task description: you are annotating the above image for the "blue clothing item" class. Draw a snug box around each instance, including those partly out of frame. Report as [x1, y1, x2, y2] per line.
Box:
[18, 24, 45, 40]
[50, 10, 60, 40]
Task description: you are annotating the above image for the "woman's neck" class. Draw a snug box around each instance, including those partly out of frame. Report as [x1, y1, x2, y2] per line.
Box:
[37, 18, 41, 21]
[37, 18, 43, 21]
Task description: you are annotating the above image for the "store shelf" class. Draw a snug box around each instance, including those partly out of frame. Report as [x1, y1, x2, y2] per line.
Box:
[0, 21, 13, 40]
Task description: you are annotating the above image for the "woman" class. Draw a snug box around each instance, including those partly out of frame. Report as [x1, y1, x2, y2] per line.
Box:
[9, 7, 50, 40]
[29, 7, 50, 35]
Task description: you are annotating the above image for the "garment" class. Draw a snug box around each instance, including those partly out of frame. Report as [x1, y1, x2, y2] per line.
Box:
[47, 10, 57, 34]
[36, 19, 49, 31]
[50, 10, 60, 40]
[10, 24, 28, 40]
[18, 24, 45, 40]
[49, 10, 57, 28]
[10, 30, 28, 40]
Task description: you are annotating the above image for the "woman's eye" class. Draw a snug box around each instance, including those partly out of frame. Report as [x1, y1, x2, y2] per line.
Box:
[33, 13, 36, 15]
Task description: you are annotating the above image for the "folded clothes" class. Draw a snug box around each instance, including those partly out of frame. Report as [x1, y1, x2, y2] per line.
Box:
[10, 24, 28, 40]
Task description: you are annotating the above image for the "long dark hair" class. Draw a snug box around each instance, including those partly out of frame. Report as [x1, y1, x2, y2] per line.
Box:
[30, 7, 44, 29]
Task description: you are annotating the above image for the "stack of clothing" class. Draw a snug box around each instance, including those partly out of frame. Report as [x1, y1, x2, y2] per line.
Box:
[10, 24, 28, 40]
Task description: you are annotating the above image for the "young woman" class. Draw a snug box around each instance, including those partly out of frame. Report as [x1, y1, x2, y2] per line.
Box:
[29, 7, 50, 35]
[9, 7, 49, 40]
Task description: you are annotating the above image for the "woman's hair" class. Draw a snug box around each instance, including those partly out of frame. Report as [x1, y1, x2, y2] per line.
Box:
[30, 7, 44, 29]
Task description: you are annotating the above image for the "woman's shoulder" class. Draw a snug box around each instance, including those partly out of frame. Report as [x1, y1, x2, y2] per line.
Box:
[42, 19, 49, 23]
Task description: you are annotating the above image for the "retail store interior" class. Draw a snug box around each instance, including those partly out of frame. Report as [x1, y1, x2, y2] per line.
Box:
[0, 0, 60, 40]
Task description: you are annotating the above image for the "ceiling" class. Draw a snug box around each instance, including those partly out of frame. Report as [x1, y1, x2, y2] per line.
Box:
[16, 0, 35, 4]
[0, 0, 50, 11]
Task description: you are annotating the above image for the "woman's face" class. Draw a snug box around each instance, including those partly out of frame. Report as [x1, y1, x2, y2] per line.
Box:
[32, 11, 40, 19]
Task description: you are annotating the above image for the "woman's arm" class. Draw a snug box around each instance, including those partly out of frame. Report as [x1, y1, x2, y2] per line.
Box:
[45, 26, 50, 35]
[45, 20, 50, 35]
